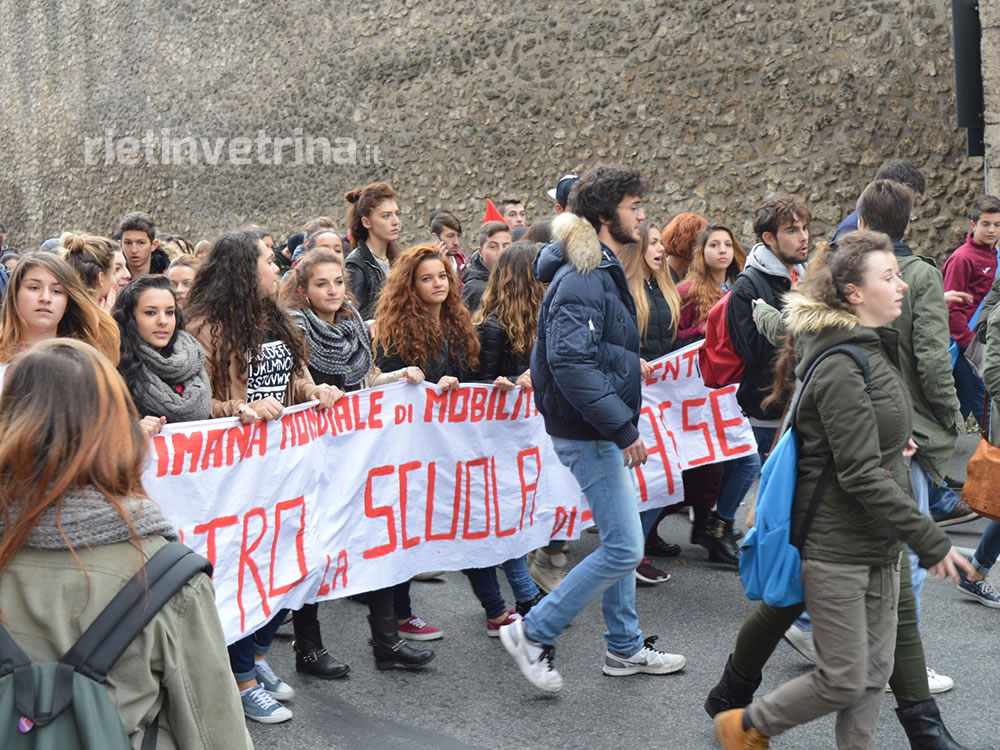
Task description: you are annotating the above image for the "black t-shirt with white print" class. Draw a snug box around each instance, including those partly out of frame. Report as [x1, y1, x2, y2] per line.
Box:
[246, 339, 294, 405]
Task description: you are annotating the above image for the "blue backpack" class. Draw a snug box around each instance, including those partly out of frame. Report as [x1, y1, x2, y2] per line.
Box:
[738, 344, 871, 608]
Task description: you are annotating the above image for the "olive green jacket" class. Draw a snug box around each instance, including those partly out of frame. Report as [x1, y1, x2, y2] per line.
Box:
[981, 300, 1000, 443]
[785, 294, 951, 568]
[0, 536, 253, 750]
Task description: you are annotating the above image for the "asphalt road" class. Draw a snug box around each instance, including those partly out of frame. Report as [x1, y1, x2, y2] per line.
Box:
[248, 436, 1000, 750]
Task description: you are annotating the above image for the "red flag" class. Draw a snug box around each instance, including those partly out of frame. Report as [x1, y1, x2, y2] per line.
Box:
[483, 199, 509, 226]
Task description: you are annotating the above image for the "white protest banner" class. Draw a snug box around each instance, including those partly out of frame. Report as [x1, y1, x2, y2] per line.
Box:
[142, 341, 754, 642]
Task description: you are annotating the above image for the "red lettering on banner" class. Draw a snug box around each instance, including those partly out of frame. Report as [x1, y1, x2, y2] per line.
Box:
[463, 457, 491, 540]
[486, 388, 498, 420]
[662, 356, 681, 381]
[645, 361, 664, 385]
[470, 388, 488, 422]
[269, 496, 308, 596]
[517, 447, 541, 528]
[296, 410, 313, 444]
[153, 435, 169, 477]
[178, 528, 184, 544]
[681, 348, 699, 377]
[200, 428, 226, 471]
[448, 387, 470, 422]
[350, 394, 367, 430]
[280, 413, 295, 449]
[426, 461, 461, 541]
[638, 405, 675, 496]
[368, 391, 384, 428]
[170, 431, 203, 475]
[682, 398, 716, 465]
[581, 510, 593, 524]
[709, 387, 753, 457]
[333, 398, 353, 433]
[237, 508, 270, 631]
[494, 389, 511, 420]
[424, 388, 448, 422]
[551, 506, 578, 537]
[316, 550, 349, 596]
[193, 514, 239, 570]
[363, 465, 397, 559]
[492, 456, 516, 537]
[315, 407, 330, 436]
[398, 461, 423, 549]
[226, 420, 268, 464]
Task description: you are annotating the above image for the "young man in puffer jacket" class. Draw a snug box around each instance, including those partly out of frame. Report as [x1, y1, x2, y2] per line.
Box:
[499, 165, 686, 693]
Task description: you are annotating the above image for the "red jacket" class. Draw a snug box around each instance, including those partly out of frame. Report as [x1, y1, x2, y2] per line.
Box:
[943, 233, 997, 348]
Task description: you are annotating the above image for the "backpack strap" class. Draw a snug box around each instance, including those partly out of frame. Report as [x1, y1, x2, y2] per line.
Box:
[0, 624, 74, 729]
[790, 343, 872, 550]
[60, 541, 212, 682]
[0, 622, 31, 679]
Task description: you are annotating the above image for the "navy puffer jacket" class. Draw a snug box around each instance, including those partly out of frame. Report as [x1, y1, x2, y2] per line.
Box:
[530, 213, 642, 449]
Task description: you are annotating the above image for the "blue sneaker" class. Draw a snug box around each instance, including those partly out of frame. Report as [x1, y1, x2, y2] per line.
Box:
[240, 684, 292, 724]
[958, 577, 1000, 608]
[254, 658, 295, 700]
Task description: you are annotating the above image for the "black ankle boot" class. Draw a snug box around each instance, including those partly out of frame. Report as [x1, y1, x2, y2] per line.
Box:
[704, 654, 762, 718]
[292, 605, 350, 679]
[691, 506, 710, 547]
[706, 511, 739, 566]
[516, 592, 544, 617]
[294, 637, 351, 679]
[367, 615, 435, 670]
[896, 699, 995, 750]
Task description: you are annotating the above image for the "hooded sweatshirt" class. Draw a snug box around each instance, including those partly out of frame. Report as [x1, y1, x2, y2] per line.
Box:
[943, 232, 998, 349]
[725, 242, 806, 424]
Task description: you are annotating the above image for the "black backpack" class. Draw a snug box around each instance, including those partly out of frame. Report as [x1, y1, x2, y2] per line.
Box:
[0, 541, 211, 749]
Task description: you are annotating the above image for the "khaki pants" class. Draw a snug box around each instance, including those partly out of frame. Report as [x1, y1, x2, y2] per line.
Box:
[748, 558, 900, 750]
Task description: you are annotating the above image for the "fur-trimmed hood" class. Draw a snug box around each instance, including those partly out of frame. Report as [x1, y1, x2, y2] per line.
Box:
[782, 291, 860, 337]
[534, 212, 609, 281]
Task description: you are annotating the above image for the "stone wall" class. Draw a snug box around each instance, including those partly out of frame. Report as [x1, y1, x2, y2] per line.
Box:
[982, 0, 1000, 196]
[0, 0, 984, 259]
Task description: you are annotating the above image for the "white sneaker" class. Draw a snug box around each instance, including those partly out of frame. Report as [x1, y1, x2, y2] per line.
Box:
[885, 666, 955, 694]
[602, 636, 686, 676]
[254, 659, 295, 701]
[926, 666, 954, 694]
[783, 623, 817, 663]
[499, 618, 563, 693]
[240, 684, 293, 724]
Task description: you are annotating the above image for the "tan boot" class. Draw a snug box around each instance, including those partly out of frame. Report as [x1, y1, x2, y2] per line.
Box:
[714, 708, 770, 749]
[527, 549, 567, 594]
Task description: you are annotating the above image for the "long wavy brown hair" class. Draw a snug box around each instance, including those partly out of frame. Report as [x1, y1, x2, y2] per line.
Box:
[373, 244, 480, 371]
[0, 339, 148, 584]
[472, 242, 545, 358]
[184, 231, 308, 395]
[0, 253, 120, 365]
[617, 222, 681, 341]
[681, 223, 747, 326]
[661, 212, 708, 261]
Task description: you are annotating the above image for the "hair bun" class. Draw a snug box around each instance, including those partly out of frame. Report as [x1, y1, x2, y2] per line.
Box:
[60, 231, 88, 254]
[344, 189, 361, 204]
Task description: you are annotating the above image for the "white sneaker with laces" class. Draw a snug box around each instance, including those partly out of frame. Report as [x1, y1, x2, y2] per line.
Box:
[499, 618, 563, 693]
[602, 636, 686, 676]
[783, 623, 817, 663]
[240, 684, 293, 724]
[926, 666, 954, 694]
[254, 658, 295, 701]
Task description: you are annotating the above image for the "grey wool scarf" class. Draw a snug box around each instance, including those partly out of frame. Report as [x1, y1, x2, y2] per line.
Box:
[130, 330, 212, 423]
[290, 305, 373, 386]
[1, 485, 179, 550]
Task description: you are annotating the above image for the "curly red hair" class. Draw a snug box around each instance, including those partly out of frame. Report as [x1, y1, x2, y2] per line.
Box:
[661, 212, 708, 261]
[373, 245, 480, 371]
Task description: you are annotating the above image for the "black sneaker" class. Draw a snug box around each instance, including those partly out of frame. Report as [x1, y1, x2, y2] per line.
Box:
[935, 500, 980, 527]
[645, 537, 682, 558]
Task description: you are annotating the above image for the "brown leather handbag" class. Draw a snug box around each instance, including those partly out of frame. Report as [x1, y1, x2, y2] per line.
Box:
[961, 391, 1000, 522]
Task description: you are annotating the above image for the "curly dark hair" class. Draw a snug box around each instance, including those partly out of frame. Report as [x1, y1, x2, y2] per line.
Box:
[112, 274, 183, 395]
[373, 244, 480, 372]
[568, 165, 647, 232]
[183, 231, 307, 395]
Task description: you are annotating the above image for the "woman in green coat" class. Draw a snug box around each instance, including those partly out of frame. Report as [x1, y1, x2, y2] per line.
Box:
[714, 230, 972, 750]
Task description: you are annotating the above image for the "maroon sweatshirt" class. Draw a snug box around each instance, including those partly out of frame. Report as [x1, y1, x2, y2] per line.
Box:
[943, 232, 998, 348]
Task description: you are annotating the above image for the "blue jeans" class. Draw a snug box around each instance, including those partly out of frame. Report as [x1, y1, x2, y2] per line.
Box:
[502, 555, 541, 602]
[928, 483, 959, 519]
[751, 425, 778, 466]
[524, 438, 645, 656]
[640, 506, 661, 540]
[954, 353, 986, 422]
[717, 453, 761, 522]
[465, 567, 507, 619]
[972, 520, 1000, 574]
[228, 608, 289, 682]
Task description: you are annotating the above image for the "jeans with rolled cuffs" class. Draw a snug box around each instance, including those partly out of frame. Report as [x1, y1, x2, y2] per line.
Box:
[971, 520, 1000, 575]
[501, 556, 541, 602]
[523, 437, 645, 656]
[228, 608, 290, 682]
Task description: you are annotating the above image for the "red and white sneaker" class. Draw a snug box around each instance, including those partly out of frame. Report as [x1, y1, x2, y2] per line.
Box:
[487, 610, 521, 637]
[397, 616, 443, 641]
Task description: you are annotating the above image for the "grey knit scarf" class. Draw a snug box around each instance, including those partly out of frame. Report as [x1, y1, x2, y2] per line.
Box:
[1, 485, 179, 550]
[130, 330, 212, 423]
[290, 305, 373, 386]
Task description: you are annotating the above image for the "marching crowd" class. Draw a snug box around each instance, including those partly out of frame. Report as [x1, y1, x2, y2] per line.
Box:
[0, 158, 997, 749]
